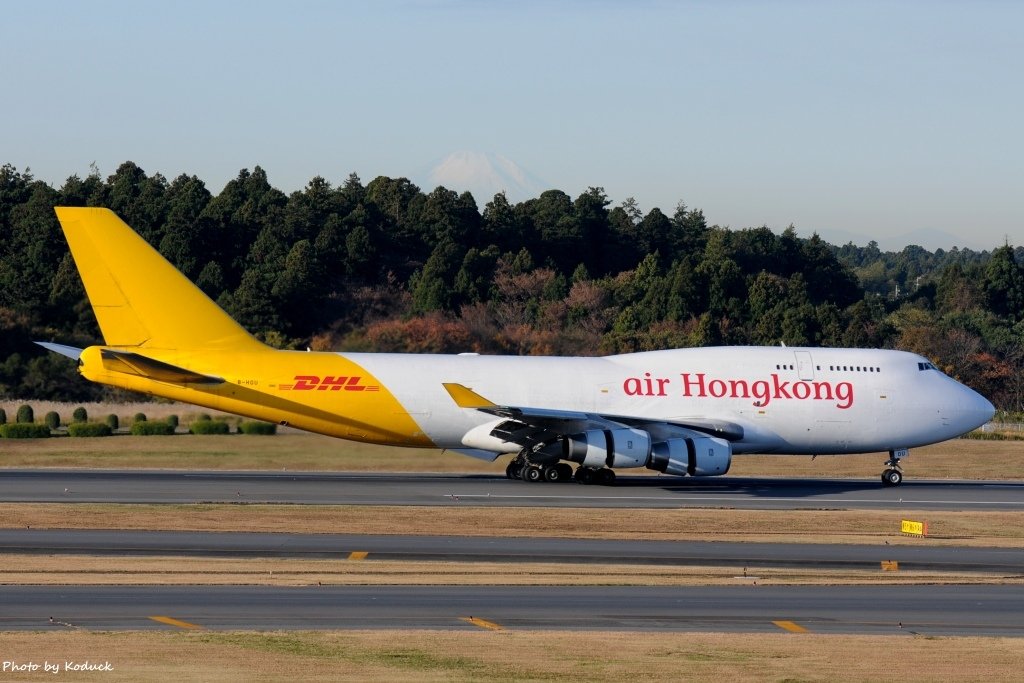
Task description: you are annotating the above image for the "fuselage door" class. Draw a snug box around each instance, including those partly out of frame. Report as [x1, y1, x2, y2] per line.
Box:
[794, 351, 814, 381]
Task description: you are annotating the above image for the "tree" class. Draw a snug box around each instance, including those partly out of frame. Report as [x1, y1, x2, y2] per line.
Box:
[100, 162, 168, 244]
[271, 239, 325, 334]
[200, 166, 287, 289]
[518, 190, 577, 274]
[410, 239, 463, 314]
[0, 181, 63, 316]
[481, 191, 529, 252]
[636, 207, 672, 264]
[984, 245, 1024, 321]
[573, 187, 612, 275]
[454, 245, 500, 305]
[158, 174, 213, 280]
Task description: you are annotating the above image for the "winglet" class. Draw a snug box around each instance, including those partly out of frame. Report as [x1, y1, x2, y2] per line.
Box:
[443, 383, 497, 409]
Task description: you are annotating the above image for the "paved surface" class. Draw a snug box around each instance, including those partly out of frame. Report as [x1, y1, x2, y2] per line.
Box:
[2, 529, 1022, 573]
[4, 469, 1022, 636]
[2, 584, 1022, 635]
[3, 469, 1024, 509]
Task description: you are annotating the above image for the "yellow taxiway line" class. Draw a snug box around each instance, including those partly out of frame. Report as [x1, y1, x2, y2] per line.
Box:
[461, 616, 505, 631]
[149, 616, 203, 630]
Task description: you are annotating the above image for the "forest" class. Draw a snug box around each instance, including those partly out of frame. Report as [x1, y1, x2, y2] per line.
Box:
[1, 161, 1022, 411]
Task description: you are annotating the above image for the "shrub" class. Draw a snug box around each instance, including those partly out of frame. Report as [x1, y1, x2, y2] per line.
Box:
[72, 406, 88, 423]
[105, 414, 119, 430]
[0, 423, 51, 438]
[189, 419, 231, 435]
[16, 404, 34, 424]
[961, 430, 1020, 441]
[166, 414, 179, 429]
[0, 408, 6, 424]
[238, 421, 277, 435]
[44, 411, 61, 430]
[130, 420, 175, 436]
[196, 413, 212, 422]
[133, 412, 147, 423]
[68, 422, 113, 437]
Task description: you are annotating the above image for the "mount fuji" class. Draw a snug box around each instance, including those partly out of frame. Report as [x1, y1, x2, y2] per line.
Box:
[424, 151, 548, 204]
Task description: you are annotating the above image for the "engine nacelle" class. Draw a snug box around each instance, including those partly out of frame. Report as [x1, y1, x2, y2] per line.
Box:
[647, 436, 732, 477]
[563, 428, 652, 469]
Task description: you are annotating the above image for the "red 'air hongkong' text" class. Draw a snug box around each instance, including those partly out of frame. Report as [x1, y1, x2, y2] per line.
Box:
[681, 372, 853, 409]
[622, 372, 854, 409]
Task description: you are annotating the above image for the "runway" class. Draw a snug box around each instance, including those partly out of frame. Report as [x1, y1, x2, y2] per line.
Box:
[4, 469, 1022, 636]
[3, 529, 1023, 573]
[3, 469, 1024, 509]
[3, 584, 1023, 635]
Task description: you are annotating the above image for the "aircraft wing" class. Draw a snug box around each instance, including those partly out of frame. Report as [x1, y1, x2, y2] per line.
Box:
[443, 383, 743, 452]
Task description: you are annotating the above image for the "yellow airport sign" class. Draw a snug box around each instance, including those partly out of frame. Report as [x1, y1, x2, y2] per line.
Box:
[901, 519, 928, 536]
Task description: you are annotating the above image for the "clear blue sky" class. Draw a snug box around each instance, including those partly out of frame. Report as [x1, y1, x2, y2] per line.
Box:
[3, 1, 1021, 249]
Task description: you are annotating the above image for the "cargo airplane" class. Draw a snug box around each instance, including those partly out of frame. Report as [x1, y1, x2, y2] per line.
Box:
[40, 207, 995, 487]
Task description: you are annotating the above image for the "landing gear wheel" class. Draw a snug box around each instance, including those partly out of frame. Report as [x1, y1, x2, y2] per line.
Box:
[543, 464, 563, 482]
[505, 462, 522, 480]
[522, 465, 543, 482]
[596, 468, 616, 485]
[575, 467, 595, 484]
[880, 448, 908, 487]
[881, 468, 903, 487]
[556, 463, 573, 481]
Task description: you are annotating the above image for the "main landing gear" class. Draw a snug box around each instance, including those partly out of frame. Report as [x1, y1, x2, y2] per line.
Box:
[505, 457, 615, 485]
[881, 448, 909, 487]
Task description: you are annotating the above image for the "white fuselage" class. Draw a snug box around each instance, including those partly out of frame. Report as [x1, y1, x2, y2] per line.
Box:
[349, 346, 994, 455]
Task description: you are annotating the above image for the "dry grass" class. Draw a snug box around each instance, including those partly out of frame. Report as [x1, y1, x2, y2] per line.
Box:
[4, 405, 1022, 679]
[3, 430, 1024, 480]
[0, 433, 505, 472]
[0, 630, 1022, 682]
[4, 503, 1024, 547]
[2, 554, 1020, 587]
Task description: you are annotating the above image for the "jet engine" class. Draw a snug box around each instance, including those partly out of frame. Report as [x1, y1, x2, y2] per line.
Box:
[646, 436, 732, 477]
[562, 428, 652, 468]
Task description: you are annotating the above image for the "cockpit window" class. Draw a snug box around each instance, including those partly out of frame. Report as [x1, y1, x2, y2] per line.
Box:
[917, 362, 938, 371]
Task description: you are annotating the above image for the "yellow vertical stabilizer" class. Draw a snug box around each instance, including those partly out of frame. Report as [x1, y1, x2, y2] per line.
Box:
[54, 207, 265, 351]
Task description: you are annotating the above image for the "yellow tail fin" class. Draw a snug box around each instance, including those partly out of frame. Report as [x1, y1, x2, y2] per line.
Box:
[54, 207, 264, 351]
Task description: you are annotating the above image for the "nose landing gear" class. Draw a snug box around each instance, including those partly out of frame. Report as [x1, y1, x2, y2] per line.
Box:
[881, 448, 909, 487]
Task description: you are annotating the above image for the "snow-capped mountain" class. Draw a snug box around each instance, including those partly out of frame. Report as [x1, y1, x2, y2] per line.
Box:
[426, 151, 547, 203]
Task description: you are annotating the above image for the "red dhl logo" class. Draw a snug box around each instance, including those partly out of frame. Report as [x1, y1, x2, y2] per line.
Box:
[279, 375, 380, 392]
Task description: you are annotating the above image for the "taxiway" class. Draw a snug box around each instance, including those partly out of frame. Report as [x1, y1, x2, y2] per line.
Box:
[2, 469, 1023, 509]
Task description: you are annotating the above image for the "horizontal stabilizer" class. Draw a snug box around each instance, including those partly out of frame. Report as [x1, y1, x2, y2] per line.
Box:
[100, 349, 224, 385]
[35, 342, 84, 360]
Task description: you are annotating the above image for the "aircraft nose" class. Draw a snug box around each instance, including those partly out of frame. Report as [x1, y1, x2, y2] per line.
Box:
[962, 389, 995, 432]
